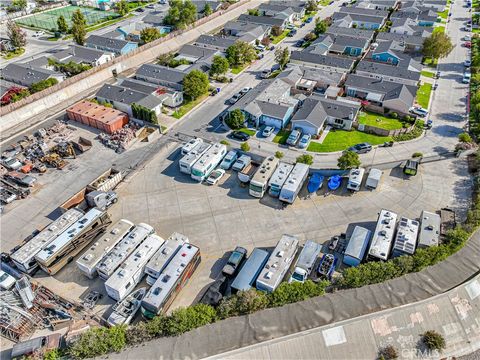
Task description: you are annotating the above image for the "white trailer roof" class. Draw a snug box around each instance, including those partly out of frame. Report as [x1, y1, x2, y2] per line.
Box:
[180, 143, 211, 167]
[295, 240, 322, 271]
[268, 162, 294, 188]
[191, 143, 227, 173]
[368, 209, 397, 261]
[418, 210, 441, 247]
[251, 156, 279, 186]
[345, 226, 371, 261]
[393, 217, 419, 255]
[280, 163, 309, 193]
[11, 208, 84, 266]
[145, 232, 188, 278]
[348, 167, 365, 184]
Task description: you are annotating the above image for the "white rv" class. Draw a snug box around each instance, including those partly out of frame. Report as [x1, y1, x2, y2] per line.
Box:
[279, 163, 309, 204]
[11, 208, 84, 274]
[392, 217, 419, 257]
[179, 142, 211, 174]
[347, 167, 365, 192]
[256, 234, 299, 293]
[367, 209, 398, 261]
[76, 219, 135, 279]
[418, 210, 441, 248]
[181, 138, 203, 156]
[268, 162, 294, 197]
[365, 168, 382, 190]
[96, 223, 155, 280]
[249, 156, 280, 198]
[289, 240, 321, 283]
[144, 232, 188, 285]
[104, 234, 163, 301]
[191, 143, 227, 182]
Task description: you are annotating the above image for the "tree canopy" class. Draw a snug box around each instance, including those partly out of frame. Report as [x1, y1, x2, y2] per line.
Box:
[422, 32, 454, 60]
[164, 0, 197, 29]
[57, 15, 68, 34]
[226, 109, 245, 129]
[116, 0, 129, 17]
[183, 70, 209, 99]
[225, 41, 257, 66]
[6, 21, 26, 49]
[275, 46, 290, 69]
[209, 55, 230, 76]
[314, 19, 328, 35]
[71, 9, 87, 46]
[140, 27, 161, 43]
[337, 150, 361, 169]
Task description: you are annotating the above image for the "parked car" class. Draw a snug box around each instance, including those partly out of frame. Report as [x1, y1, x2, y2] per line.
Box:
[5, 172, 37, 187]
[426, 119, 433, 129]
[464, 42, 471, 48]
[261, 69, 272, 79]
[434, 71, 441, 79]
[230, 131, 250, 141]
[239, 87, 251, 95]
[286, 129, 302, 146]
[409, 106, 429, 117]
[1, 157, 22, 170]
[288, 29, 297, 36]
[135, 7, 145, 12]
[220, 150, 238, 170]
[262, 126, 275, 137]
[228, 93, 241, 105]
[464, 35, 471, 41]
[298, 134, 311, 149]
[146, 3, 155, 8]
[255, 45, 266, 52]
[32, 31, 45, 38]
[463, 72, 471, 83]
[464, 59, 472, 67]
[294, 39, 305, 47]
[306, 17, 314, 23]
[232, 154, 251, 171]
[0, 270, 15, 290]
[222, 246, 248, 276]
[348, 143, 372, 154]
[206, 169, 226, 185]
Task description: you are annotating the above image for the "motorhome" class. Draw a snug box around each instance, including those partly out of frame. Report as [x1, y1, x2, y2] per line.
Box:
[76, 219, 135, 279]
[367, 209, 398, 261]
[365, 168, 382, 190]
[191, 143, 227, 182]
[11, 208, 84, 274]
[279, 163, 309, 204]
[268, 162, 294, 197]
[249, 156, 280, 198]
[289, 240, 321, 283]
[96, 223, 155, 280]
[144, 232, 187, 285]
[231, 248, 269, 292]
[418, 210, 441, 248]
[181, 138, 203, 156]
[392, 217, 419, 257]
[178, 142, 211, 174]
[347, 167, 365, 192]
[343, 226, 371, 267]
[256, 234, 299, 293]
[104, 234, 163, 301]
[141, 243, 201, 319]
[35, 209, 111, 275]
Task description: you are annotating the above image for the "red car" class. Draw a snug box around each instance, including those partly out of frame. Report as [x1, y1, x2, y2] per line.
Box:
[464, 42, 472, 48]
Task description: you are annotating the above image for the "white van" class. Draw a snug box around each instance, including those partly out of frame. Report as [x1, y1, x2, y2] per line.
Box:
[366, 168, 382, 190]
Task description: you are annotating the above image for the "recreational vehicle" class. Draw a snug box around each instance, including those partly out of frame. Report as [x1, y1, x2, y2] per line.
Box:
[249, 156, 280, 198]
[347, 167, 365, 192]
[191, 143, 227, 182]
[343, 226, 371, 267]
[256, 234, 299, 293]
[104, 234, 163, 301]
[178, 143, 211, 174]
[392, 217, 419, 257]
[76, 219, 135, 279]
[231, 248, 269, 293]
[365, 168, 382, 190]
[144, 232, 188, 285]
[367, 209, 398, 261]
[289, 240, 321, 283]
[35, 209, 111, 275]
[11, 208, 84, 274]
[418, 210, 441, 248]
[268, 162, 294, 197]
[279, 163, 309, 204]
[181, 138, 203, 156]
[141, 243, 201, 319]
[96, 223, 155, 280]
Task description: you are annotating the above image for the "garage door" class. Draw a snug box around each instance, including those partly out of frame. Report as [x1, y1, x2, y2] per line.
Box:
[293, 123, 318, 136]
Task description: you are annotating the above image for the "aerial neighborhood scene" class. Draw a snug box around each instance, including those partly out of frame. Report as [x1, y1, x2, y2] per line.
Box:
[1, 0, 480, 358]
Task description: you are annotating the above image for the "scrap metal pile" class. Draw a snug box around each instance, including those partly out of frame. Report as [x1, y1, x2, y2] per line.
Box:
[97, 123, 139, 153]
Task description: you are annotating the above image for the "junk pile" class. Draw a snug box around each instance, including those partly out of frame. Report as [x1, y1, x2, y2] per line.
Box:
[97, 123, 139, 153]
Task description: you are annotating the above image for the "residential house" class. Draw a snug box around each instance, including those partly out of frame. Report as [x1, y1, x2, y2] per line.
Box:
[402, 0, 447, 12]
[291, 96, 360, 134]
[135, 64, 185, 91]
[355, 0, 400, 11]
[390, 9, 438, 26]
[51, 45, 113, 66]
[376, 32, 425, 52]
[339, 6, 389, 19]
[1, 63, 64, 87]
[390, 18, 435, 35]
[174, 44, 220, 66]
[194, 0, 222, 17]
[355, 60, 421, 86]
[326, 26, 375, 41]
[85, 35, 138, 56]
[290, 51, 355, 73]
[230, 78, 299, 129]
[344, 74, 417, 114]
[116, 22, 171, 42]
[96, 84, 163, 116]
[222, 21, 270, 44]
[238, 14, 288, 29]
[142, 14, 166, 26]
[194, 34, 237, 52]
[277, 64, 346, 94]
[331, 12, 386, 29]
[118, 78, 183, 107]
[371, 40, 408, 65]
[308, 34, 370, 56]
[257, 3, 305, 22]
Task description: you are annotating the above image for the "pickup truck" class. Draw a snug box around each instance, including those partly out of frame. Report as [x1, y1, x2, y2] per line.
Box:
[238, 163, 259, 183]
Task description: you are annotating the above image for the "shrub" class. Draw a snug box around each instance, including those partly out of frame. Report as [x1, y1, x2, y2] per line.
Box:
[220, 140, 230, 146]
[459, 132, 473, 143]
[412, 152, 423, 158]
[275, 151, 284, 159]
[421, 330, 446, 351]
[240, 142, 250, 152]
[296, 154, 314, 165]
[69, 326, 126, 359]
[217, 289, 269, 319]
[378, 345, 398, 359]
[268, 280, 329, 307]
[225, 109, 245, 129]
[389, 112, 398, 119]
[337, 151, 360, 169]
[163, 304, 217, 336]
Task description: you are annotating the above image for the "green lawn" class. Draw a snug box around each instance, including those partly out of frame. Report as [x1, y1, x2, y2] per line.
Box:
[421, 70, 435, 78]
[172, 94, 208, 119]
[433, 25, 445, 34]
[239, 128, 256, 136]
[357, 111, 404, 130]
[231, 63, 248, 75]
[271, 30, 290, 44]
[423, 57, 438, 68]
[319, 0, 331, 5]
[307, 130, 391, 153]
[438, 8, 449, 19]
[1, 48, 25, 60]
[273, 129, 290, 144]
[417, 83, 433, 109]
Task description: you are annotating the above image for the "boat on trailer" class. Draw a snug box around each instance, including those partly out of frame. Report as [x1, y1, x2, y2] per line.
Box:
[327, 175, 342, 191]
[107, 287, 146, 326]
[307, 173, 324, 193]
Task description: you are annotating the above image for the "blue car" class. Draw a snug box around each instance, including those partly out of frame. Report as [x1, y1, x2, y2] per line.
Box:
[306, 17, 313, 23]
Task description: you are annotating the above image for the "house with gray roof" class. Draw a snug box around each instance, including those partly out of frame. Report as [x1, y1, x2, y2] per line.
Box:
[85, 35, 137, 56]
[194, 35, 237, 52]
[96, 84, 163, 116]
[194, 0, 222, 17]
[402, 0, 447, 12]
[135, 64, 185, 91]
[290, 51, 355, 73]
[229, 78, 299, 129]
[1, 62, 64, 87]
[277, 65, 346, 94]
[325, 26, 375, 41]
[355, 60, 420, 86]
[174, 44, 220, 65]
[331, 12, 386, 29]
[376, 32, 425, 52]
[257, 3, 305, 22]
[291, 96, 360, 134]
[223, 21, 270, 44]
[390, 9, 437, 26]
[309, 34, 370, 57]
[355, 0, 400, 11]
[118, 78, 183, 107]
[51, 45, 113, 66]
[370, 41, 423, 71]
[390, 17, 435, 36]
[237, 14, 288, 29]
[344, 74, 417, 115]
[339, 6, 389, 19]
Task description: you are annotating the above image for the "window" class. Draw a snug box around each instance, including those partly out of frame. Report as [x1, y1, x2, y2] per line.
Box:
[334, 119, 343, 125]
